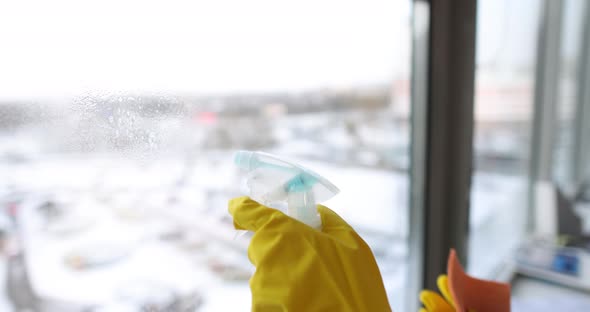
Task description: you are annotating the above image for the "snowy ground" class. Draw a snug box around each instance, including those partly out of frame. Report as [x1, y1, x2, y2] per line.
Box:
[0, 150, 527, 311]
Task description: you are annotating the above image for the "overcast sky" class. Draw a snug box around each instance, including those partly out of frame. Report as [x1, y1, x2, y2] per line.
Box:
[0, 0, 411, 99]
[0, 0, 564, 100]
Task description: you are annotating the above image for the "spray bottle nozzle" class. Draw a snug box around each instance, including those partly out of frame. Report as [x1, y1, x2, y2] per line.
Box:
[234, 151, 257, 171]
[234, 151, 339, 229]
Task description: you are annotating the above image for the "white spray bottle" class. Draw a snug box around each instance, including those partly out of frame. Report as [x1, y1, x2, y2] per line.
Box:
[234, 151, 339, 229]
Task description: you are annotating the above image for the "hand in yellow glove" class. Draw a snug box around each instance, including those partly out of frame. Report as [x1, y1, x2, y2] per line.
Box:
[228, 196, 392, 312]
[419, 275, 456, 312]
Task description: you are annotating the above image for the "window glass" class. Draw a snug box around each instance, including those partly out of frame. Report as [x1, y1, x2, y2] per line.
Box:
[0, 1, 412, 311]
[469, 0, 542, 277]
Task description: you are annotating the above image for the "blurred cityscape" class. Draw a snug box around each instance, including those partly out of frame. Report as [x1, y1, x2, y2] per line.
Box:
[0, 80, 534, 172]
[0, 87, 404, 168]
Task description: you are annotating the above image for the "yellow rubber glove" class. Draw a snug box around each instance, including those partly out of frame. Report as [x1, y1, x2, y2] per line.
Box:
[419, 275, 455, 312]
[229, 196, 392, 312]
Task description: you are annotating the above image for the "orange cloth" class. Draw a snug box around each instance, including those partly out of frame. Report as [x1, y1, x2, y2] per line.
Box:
[447, 249, 511, 312]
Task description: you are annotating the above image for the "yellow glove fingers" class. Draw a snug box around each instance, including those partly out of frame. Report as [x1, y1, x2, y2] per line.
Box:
[419, 290, 454, 312]
[317, 205, 354, 234]
[437, 275, 455, 309]
[418, 309, 428, 312]
[228, 196, 290, 232]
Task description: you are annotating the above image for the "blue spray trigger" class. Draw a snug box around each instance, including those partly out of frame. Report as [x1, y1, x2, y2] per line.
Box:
[285, 173, 318, 192]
